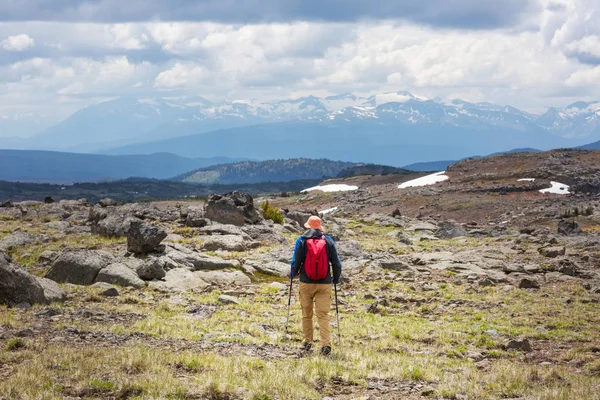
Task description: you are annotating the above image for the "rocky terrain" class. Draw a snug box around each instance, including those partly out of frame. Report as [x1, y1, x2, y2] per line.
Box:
[1, 149, 600, 399]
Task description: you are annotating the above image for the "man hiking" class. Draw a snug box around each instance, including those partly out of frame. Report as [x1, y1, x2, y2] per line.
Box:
[290, 215, 342, 356]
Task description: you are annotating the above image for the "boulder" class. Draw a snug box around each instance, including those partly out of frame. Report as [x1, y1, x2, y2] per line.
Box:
[202, 235, 247, 252]
[205, 191, 262, 226]
[0, 231, 50, 252]
[163, 244, 241, 270]
[38, 250, 59, 265]
[218, 295, 240, 305]
[198, 224, 248, 237]
[149, 268, 209, 292]
[45, 250, 117, 285]
[45, 221, 70, 231]
[250, 261, 290, 277]
[36, 277, 66, 303]
[183, 207, 209, 228]
[127, 220, 167, 254]
[241, 225, 287, 245]
[558, 219, 583, 236]
[0, 200, 13, 208]
[506, 339, 532, 352]
[44, 196, 55, 204]
[99, 198, 117, 207]
[538, 246, 566, 258]
[335, 240, 364, 258]
[518, 278, 540, 289]
[92, 215, 137, 238]
[96, 263, 145, 288]
[136, 258, 167, 280]
[557, 259, 580, 277]
[435, 221, 468, 239]
[0, 253, 64, 305]
[195, 271, 251, 286]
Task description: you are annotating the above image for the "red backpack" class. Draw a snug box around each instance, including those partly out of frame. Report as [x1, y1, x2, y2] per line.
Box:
[304, 236, 329, 280]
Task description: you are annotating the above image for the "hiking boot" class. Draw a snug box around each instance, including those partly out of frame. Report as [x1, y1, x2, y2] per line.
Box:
[320, 346, 332, 356]
[302, 342, 313, 352]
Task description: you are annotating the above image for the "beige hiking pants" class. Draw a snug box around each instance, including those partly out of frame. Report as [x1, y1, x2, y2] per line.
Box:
[299, 282, 331, 347]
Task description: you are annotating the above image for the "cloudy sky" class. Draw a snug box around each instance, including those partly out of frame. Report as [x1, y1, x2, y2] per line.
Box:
[0, 0, 599, 134]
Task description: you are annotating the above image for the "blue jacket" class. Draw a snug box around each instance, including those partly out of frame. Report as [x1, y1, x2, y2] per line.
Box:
[290, 229, 342, 284]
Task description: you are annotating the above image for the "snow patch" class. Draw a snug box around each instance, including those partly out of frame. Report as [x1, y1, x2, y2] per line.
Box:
[304, 184, 359, 193]
[320, 206, 339, 215]
[518, 178, 535, 182]
[540, 181, 570, 195]
[399, 172, 449, 189]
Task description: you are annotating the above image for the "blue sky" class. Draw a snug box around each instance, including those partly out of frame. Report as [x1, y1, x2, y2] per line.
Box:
[0, 0, 599, 134]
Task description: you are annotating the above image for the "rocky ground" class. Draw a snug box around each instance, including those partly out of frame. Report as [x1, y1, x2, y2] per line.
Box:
[1, 150, 600, 399]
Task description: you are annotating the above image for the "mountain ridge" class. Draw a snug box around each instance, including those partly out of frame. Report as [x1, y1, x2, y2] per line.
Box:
[4, 93, 599, 157]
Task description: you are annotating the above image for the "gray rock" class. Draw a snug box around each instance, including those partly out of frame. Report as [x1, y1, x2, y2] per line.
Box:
[136, 258, 167, 280]
[195, 271, 251, 286]
[0, 252, 64, 306]
[506, 338, 532, 352]
[46, 250, 117, 285]
[198, 224, 248, 237]
[378, 258, 411, 271]
[163, 244, 240, 270]
[92, 215, 137, 238]
[558, 260, 580, 277]
[539, 246, 566, 258]
[558, 219, 583, 236]
[36, 277, 66, 303]
[251, 261, 290, 277]
[183, 207, 209, 228]
[45, 221, 70, 230]
[435, 221, 468, 238]
[149, 269, 209, 292]
[38, 250, 59, 265]
[218, 295, 240, 305]
[0, 231, 50, 251]
[336, 240, 364, 258]
[241, 225, 287, 244]
[0, 200, 13, 208]
[127, 220, 167, 254]
[205, 191, 262, 226]
[283, 223, 302, 234]
[408, 221, 439, 232]
[519, 278, 540, 289]
[202, 235, 247, 252]
[96, 263, 145, 288]
[99, 198, 117, 207]
[269, 282, 288, 290]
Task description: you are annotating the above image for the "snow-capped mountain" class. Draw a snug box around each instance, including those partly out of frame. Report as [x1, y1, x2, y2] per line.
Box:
[4, 92, 600, 155]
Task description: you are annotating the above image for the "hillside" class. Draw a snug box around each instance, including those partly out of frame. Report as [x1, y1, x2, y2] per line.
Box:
[2, 148, 600, 400]
[174, 158, 358, 184]
[0, 150, 242, 184]
[581, 140, 600, 150]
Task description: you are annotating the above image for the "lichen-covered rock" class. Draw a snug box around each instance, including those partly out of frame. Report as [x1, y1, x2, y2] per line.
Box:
[96, 263, 145, 288]
[127, 220, 167, 254]
[0, 252, 64, 305]
[205, 191, 261, 226]
[46, 250, 117, 285]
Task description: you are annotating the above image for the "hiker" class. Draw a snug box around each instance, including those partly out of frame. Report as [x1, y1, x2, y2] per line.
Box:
[290, 216, 342, 355]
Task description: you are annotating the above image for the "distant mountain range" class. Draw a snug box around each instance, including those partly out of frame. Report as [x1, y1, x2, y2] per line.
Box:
[0, 150, 242, 184]
[2, 92, 599, 166]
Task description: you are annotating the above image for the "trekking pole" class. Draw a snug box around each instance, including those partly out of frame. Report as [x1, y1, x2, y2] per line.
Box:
[285, 276, 293, 341]
[334, 282, 341, 347]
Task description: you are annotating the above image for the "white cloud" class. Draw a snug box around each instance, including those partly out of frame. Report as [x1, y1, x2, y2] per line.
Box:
[0, 0, 599, 129]
[154, 63, 209, 88]
[1, 33, 35, 51]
